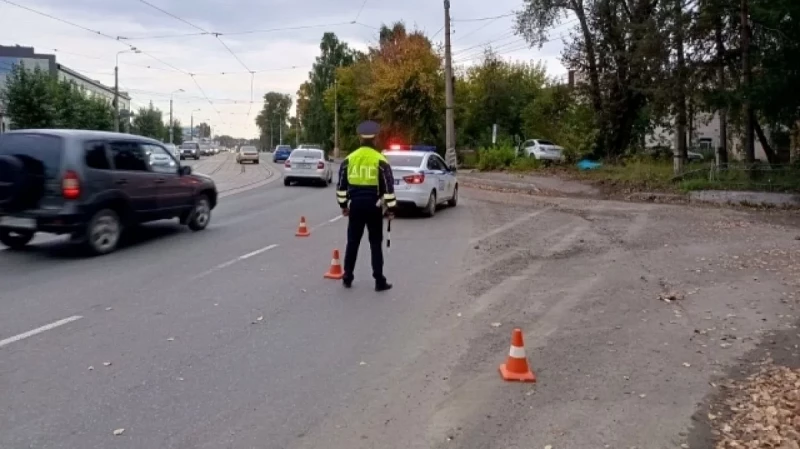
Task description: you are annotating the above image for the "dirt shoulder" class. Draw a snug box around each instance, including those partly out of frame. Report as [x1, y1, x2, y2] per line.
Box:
[460, 170, 800, 208]
[426, 188, 799, 448]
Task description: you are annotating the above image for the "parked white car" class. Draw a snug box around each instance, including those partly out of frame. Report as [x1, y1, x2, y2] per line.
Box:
[520, 139, 565, 162]
[283, 149, 333, 187]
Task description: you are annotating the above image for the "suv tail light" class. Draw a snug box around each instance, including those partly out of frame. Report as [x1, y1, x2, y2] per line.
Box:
[317, 161, 325, 169]
[403, 173, 425, 184]
[284, 160, 291, 168]
[62, 170, 81, 199]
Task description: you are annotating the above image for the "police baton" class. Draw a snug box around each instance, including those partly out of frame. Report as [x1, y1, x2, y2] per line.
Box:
[386, 217, 392, 250]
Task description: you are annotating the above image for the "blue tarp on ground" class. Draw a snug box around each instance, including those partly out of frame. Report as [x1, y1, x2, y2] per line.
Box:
[576, 159, 602, 170]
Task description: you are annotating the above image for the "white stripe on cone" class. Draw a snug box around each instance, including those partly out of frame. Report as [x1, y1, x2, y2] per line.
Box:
[509, 345, 526, 358]
[331, 259, 339, 265]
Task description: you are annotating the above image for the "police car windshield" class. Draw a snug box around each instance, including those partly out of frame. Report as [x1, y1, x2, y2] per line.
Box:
[291, 149, 323, 159]
[385, 154, 424, 167]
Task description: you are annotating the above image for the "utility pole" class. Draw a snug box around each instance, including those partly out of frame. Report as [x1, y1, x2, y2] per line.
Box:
[443, 0, 457, 167]
[333, 78, 339, 158]
[279, 112, 283, 144]
[114, 65, 119, 132]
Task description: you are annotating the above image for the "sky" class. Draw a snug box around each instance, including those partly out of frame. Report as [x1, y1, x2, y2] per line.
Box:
[0, 0, 571, 138]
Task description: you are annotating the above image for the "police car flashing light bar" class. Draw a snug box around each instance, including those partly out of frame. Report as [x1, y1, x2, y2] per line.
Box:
[386, 144, 436, 152]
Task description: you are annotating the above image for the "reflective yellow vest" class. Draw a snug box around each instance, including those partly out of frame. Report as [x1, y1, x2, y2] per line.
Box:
[346, 146, 387, 186]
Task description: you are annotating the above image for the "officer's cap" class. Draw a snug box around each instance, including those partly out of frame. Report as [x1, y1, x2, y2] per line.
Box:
[356, 120, 380, 139]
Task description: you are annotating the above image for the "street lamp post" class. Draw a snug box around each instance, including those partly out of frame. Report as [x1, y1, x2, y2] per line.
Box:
[190, 109, 201, 140]
[114, 48, 140, 132]
[169, 89, 184, 144]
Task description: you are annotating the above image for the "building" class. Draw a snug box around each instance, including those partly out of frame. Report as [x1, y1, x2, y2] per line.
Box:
[0, 45, 131, 133]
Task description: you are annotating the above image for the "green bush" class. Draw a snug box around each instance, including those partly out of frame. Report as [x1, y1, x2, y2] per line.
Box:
[477, 145, 517, 170]
[509, 156, 542, 171]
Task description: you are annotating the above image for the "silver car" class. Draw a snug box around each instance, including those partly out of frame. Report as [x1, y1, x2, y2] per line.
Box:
[383, 150, 458, 217]
[236, 145, 260, 164]
[283, 149, 333, 187]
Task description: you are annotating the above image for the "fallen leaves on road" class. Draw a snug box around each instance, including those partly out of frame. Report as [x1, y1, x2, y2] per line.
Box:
[715, 365, 800, 449]
[658, 291, 685, 303]
[113, 428, 125, 436]
[102, 362, 112, 367]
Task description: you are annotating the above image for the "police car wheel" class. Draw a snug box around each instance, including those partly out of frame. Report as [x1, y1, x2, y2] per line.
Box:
[283, 178, 291, 186]
[423, 191, 436, 217]
[447, 185, 458, 207]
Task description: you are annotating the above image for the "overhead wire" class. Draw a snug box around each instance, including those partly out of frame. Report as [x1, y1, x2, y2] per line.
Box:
[133, 0, 250, 117]
[354, 0, 369, 22]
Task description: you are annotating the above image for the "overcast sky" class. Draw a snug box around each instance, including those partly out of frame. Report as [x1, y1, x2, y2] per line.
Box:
[0, 0, 570, 138]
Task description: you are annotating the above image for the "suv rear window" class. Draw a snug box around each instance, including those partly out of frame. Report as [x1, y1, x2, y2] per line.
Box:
[0, 133, 63, 178]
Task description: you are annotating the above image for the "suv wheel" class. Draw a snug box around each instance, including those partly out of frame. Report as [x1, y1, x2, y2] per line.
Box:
[86, 209, 122, 255]
[188, 195, 211, 231]
[423, 191, 437, 217]
[0, 229, 35, 250]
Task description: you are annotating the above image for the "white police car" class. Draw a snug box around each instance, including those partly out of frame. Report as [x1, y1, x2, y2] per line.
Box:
[383, 145, 458, 217]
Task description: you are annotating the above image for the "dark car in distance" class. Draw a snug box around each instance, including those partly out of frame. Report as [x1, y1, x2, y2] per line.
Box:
[0, 130, 218, 255]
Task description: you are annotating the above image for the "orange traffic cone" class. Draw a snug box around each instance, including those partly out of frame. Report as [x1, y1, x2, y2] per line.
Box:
[324, 249, 344, 280]
[499, 328, 536, 382]
[296, 216, 310, 237]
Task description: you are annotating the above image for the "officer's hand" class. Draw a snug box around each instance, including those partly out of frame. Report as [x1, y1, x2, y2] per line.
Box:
[342, 208, 349, 217]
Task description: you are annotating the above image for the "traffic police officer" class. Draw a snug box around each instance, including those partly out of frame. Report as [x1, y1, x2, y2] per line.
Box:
[336, 120, 396, 291]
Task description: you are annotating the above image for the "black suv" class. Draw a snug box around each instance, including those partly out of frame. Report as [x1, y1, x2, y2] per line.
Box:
[0, 130, 218, 255]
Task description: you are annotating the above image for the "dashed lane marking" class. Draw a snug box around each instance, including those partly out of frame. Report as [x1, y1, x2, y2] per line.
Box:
[0, 315, 83, 349]
[191, 244, 279, 280]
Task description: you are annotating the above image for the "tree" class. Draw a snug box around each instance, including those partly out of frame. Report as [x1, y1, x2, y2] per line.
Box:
[1, 62, 115, 131]
[132, 102, 165, 140]
[458, 52, 548, 148]
[301, 32, 360, 150]
[162, 119, 183, 145]
[323, 22, 444, 150]
[255, 92, 292, 148]
[1, 64, 58, 129]
[196, 122, 211, 138]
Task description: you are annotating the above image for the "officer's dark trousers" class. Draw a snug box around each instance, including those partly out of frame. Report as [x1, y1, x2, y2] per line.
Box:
[343, 201, 385, 283]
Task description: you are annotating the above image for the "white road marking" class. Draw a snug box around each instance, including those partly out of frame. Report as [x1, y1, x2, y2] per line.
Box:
[0, 315, 82, 349]
[239, 244, 279, 260]
[192, 244, 280, 280]
[468, 207, 552, 244]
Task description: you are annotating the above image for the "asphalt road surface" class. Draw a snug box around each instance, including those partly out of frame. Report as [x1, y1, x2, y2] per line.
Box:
[1, 153, 798, 449]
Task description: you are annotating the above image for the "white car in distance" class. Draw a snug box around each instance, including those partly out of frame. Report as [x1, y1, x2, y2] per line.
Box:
[283, 149, 333, 187]
[520, 139, 565, 162]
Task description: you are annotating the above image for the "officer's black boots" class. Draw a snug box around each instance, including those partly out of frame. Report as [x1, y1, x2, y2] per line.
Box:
[375, 281, 393, 292]
[342, 279, 352, 289]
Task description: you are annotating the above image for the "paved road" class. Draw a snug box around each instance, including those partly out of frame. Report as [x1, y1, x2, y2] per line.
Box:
[2, 154, 799, 449]
[0, 153, 473, 449]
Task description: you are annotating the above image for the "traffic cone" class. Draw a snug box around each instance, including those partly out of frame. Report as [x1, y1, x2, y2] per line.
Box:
[295, 216, 310, 237]
[499, 328, 536, 382]
[324, 249, 345, 280]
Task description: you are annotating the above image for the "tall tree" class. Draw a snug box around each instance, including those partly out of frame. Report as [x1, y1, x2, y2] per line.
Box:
[517, 0, 669, 159]
[254, 92, 292, 148]
[303, 32, 358, 150]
